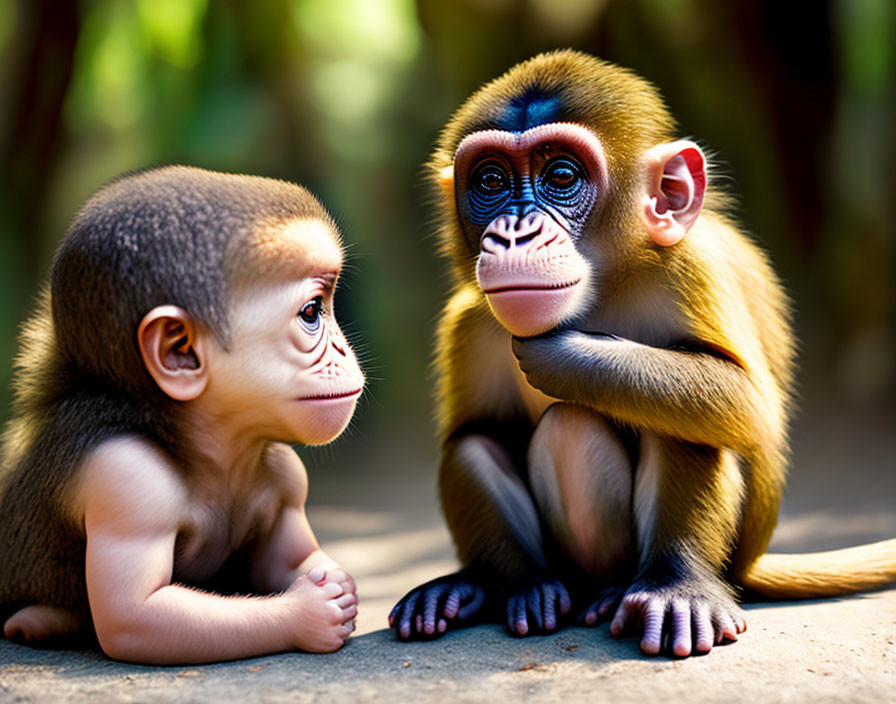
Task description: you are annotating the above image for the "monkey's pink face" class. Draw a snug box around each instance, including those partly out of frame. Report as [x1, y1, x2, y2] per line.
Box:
[454, 123, 607, 337]
[205, 258, 363, 446]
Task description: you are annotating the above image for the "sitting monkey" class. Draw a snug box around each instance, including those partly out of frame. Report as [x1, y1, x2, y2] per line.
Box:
[0, 166, 365, 664]
[390, 50, 896, 657]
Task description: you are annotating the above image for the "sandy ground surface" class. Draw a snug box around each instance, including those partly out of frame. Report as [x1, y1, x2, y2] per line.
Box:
[1, 399, 894, 702]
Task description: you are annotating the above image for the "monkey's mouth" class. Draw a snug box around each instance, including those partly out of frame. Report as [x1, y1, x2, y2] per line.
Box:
[481, 278, 583, 337]
[298, 388, 363, 402]
[483, 279, 581, 294]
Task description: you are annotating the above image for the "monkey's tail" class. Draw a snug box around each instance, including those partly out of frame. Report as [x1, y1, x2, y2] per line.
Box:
[740, 539, 896, 599]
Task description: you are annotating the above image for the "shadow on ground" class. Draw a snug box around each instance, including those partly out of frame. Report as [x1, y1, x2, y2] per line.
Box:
[1, 401, 894, 702]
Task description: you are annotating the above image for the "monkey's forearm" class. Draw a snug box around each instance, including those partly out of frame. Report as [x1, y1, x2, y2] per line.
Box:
[91, 584, 303, 663]
[513, 331, 781, 451]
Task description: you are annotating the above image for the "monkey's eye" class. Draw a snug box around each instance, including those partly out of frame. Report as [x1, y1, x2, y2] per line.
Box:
[471, 162, 509, 195]
[298, 296, 323, 334]
[542, 159, 580, 190]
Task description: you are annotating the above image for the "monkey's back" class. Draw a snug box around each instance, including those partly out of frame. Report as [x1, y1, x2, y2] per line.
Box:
[0, 300, 181, 628]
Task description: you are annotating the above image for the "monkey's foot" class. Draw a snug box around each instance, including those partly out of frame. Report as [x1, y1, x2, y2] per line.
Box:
[3, 605, 83, 646]
[504, 576, 571, 636]
[389, 571, 487, 640]
[579, 584, 627, 625]
[608, 578, 746, 657]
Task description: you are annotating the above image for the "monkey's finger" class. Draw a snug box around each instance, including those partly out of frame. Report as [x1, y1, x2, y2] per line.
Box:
[504, 596, 516, 633]
[389, 593, 410, 627]
[438, 618, 448, 633]
[445, 583, 478, 619]
[556, 583, 572, 615]
[609, 597, 638, 637]
[442, 585, 466, 619]
[669, 601, 692, 657]
[422, 585, 447, 635]
[341, 605, 358, 622]
[639, 601, 666, 655]
[392, 592, 421, 638]
[526, 586, 544, 632]
[693, 604, 714, 654]
[579, 603, 599, 626]
[515, 595, 530, 635]
[341, 573, 358, 595]
[320, 582, 344, 598]
[306, 567, 326, 585]
[336, 593, 357, 609]
[596, 586, 625, 621]
[713, 610, 738, 644]
[455, 586, 486, 621]
[505, 595, 526, 635]
[542, 585, 557, 631]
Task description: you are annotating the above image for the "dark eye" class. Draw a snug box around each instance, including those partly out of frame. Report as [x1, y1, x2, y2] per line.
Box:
[543, 160, 580, 190]
[298, 296, 323, 333]
[471, 163, 508, 194]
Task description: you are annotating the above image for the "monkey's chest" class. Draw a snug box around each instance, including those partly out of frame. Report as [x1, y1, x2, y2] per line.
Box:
[173, 492, 277, 584]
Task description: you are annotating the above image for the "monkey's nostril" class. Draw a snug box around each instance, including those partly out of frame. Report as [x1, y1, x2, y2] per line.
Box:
[483, 233, 512, 249]
[514, 229, 541, 246]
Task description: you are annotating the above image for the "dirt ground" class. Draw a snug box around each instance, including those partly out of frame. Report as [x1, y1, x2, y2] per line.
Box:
[1, 398, 894, 702]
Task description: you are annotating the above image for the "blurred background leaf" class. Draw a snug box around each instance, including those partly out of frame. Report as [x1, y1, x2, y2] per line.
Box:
[1, 0, 894, 462]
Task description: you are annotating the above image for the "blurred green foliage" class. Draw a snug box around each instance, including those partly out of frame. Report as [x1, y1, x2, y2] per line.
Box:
[1, 0, 894, 439]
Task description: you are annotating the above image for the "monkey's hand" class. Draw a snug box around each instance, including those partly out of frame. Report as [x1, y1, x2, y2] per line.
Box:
[606, 574, 746, 657]
[389, 570, 488, 640]
[512, 329, 619, 400]
[284, 567, 357, 653]
[300, 551, 357, 601]
[504, 576, 572, 636]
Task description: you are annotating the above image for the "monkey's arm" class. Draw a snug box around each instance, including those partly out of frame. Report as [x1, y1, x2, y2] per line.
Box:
[250, 445, 356, 601]
[512, 329, 780, 452]
[79, 438, 353, 663]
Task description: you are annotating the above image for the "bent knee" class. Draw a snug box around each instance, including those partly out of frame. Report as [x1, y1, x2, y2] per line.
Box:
[533, 402, 611, 441]
[529, 404, 630, 489]
[527, 404, 634, 576]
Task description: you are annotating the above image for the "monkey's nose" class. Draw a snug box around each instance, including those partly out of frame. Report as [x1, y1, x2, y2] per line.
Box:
[482, 212, 545, 250]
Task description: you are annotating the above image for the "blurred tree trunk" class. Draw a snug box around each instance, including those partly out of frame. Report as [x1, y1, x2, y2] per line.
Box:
[0, 0, 80, 286]
[726, 0, 838, 255]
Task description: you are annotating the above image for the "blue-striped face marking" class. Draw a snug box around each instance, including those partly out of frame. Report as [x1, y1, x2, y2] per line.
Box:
[453, 123, 609, 250]
[467, 153, 587, 228]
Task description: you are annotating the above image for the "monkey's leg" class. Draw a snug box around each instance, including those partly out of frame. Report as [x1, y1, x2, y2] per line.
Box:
[527, 404, 634, 581]
[610, 435, 747, 657]
[3, 605, 84, 646]
[390, 432, 569, 639]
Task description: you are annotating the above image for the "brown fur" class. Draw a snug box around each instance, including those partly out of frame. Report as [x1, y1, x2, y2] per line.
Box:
[0, 166, 336, 631]
[432, 51, 894, 603]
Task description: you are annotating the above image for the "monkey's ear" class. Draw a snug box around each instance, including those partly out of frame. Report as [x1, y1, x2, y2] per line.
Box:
[641, 140, 706, 247]
[137, 305, 209, 401]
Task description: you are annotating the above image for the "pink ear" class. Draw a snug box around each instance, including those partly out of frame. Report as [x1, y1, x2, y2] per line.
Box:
[641, 140, 706, 247]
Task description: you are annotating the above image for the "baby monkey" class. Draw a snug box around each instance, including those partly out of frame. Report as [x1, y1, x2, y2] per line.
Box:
[0, 166, 364, 664]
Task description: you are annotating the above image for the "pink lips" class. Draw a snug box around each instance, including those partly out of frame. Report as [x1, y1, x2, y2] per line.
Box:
[483, 279, 582, 337]
[298, 388, 363, 402]
[483, 279, 581, 295]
